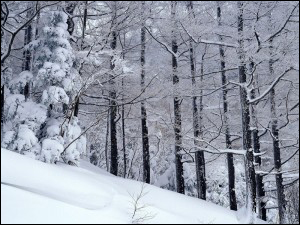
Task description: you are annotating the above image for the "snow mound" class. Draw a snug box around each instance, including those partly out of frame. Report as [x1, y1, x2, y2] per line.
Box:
[1, 149, 263, 224]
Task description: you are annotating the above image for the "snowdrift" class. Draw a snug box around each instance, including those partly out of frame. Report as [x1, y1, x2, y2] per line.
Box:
[1, 149, 260, 224]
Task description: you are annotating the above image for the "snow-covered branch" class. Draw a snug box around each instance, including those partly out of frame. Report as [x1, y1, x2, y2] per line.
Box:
[248, 67, 295, 104]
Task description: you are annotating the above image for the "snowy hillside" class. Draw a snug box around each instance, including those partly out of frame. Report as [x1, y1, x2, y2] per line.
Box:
[1, 149, 260, 224]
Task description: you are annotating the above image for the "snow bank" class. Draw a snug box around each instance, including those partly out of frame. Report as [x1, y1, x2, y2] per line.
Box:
[1, 149, 263, 224]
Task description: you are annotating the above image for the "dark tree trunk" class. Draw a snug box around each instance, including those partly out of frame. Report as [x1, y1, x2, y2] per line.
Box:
[171, 1, 185, 194]
[64, 2, 78, 116]
[31, 2, 40, 72]
[269, 36, 286, 224]
[74, 98, 79, 117]
[253, 129, 267, 220]
[217, 2, 237, 210]
[105, 108, 110, 171]
[23, 82, 30, 101]
[65, 2, 77, 36]
[198, 49, 207, 200]
[22, 10, 32, 72]
[109, 5, 118, 176]
[1, 4, 7, 127]
[1, 85, 4, 141]
[22, 4, 33, 101]
[68, 2, 86, 118]
[81, 1, 88, 46]
[249, 61, 267, 221]
[237, 1, 256, 214]
[122, 78, 127, 178]
[187, 1, 206, 200]
[120, 37, 127, 178]
[140, 2, 150, 184]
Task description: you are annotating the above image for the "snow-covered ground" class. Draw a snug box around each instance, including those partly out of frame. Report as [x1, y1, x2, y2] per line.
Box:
[1, 149, 264, 224]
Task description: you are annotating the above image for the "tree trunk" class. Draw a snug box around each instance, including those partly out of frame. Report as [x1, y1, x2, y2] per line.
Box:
[120, 37, 127, 178]
[187, 1, 206, 200]
[65, 2, 77, 36]
[22, 4, 33, 72]
[22, 3, 33, 101]
[1, 85, 4, 142]
[73, 1, 88, 117]
[64, 2, 78, 116]
[217, 2, 237, 210]
[140, 1, 150, 184]
[105, 108, 110, 171]
[249, 61, 267, 221]
[237, 1, 256, 215]
[121, 78, 127, 178]
[198, 51, 206, 200]
[269, 35, 286, 224]
[171, 1, 185, 194]
[110, 4, 118, 176]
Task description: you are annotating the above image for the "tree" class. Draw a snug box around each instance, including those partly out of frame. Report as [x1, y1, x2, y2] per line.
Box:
[109, 2, 119, 176]
[171, 1, 185, 194]
[34, 9, 85, 165]
[217, 1, 237, 210]
[268, 18, 286, 224]
[237, 1, 256, 216]
[187, 0, 206, 200]
[249, 61, 266, 221]
[140, 1, 151, 184]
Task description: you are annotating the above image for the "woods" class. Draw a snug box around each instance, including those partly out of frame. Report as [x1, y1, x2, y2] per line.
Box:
[1, 1, 299, 224]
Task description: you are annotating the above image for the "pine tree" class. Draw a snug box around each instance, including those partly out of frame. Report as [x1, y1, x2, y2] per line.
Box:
[34, 10, 85, 165]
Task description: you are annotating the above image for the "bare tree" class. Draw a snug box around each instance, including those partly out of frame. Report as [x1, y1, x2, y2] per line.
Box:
[237, 1, 256, 215]
[140, 1, 150, 184]
[171, 1, 185, 194]
[110, 2, 119, 176]
[217, 1, 237, 210]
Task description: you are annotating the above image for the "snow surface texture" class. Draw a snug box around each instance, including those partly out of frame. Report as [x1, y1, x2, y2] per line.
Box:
[1, 149, 265, 224]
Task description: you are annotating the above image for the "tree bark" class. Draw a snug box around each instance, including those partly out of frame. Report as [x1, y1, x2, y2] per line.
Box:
[121, 78, 127, 178]
[22, 3, 33, 101]
[140, 1, 150, 184]
[1, 85, 4, 142]
[198, 51, 206, 200]
[187, 1, 206, 200]
[217, 2, 237, 210]
[237, 1, 256, 215]
[250, 61, 267, 221]
[109, 3, 118, 176]
[171, 1, 185, 194]
[65, 2, 77, 36]
[73, 1, 88, 117]
[105, 108, 110, 171]
[22, 6, 33, 72]
[269, 35, 286, 224]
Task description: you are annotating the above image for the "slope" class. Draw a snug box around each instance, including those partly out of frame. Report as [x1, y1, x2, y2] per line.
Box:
[1, 149, 255, 224]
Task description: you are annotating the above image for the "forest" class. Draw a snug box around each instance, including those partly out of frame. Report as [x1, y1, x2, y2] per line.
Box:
[1, 1, 299, 224]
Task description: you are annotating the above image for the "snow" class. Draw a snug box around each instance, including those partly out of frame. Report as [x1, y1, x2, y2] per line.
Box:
[1, 131, 16, 149]
[15, 124, 38, 152]
[9, 71, 33, 93]
[192, 147, 247, 156]
[42, 86, 70, 105]
[5, 94, 25, 119]
[63, 118, 87, 165]
[46, 125, 61, 137]
[0, 149, 266, 224]
[15, 101, 47, 132]
[38, 62, 65, 82]
[40, 138, 64, 163]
